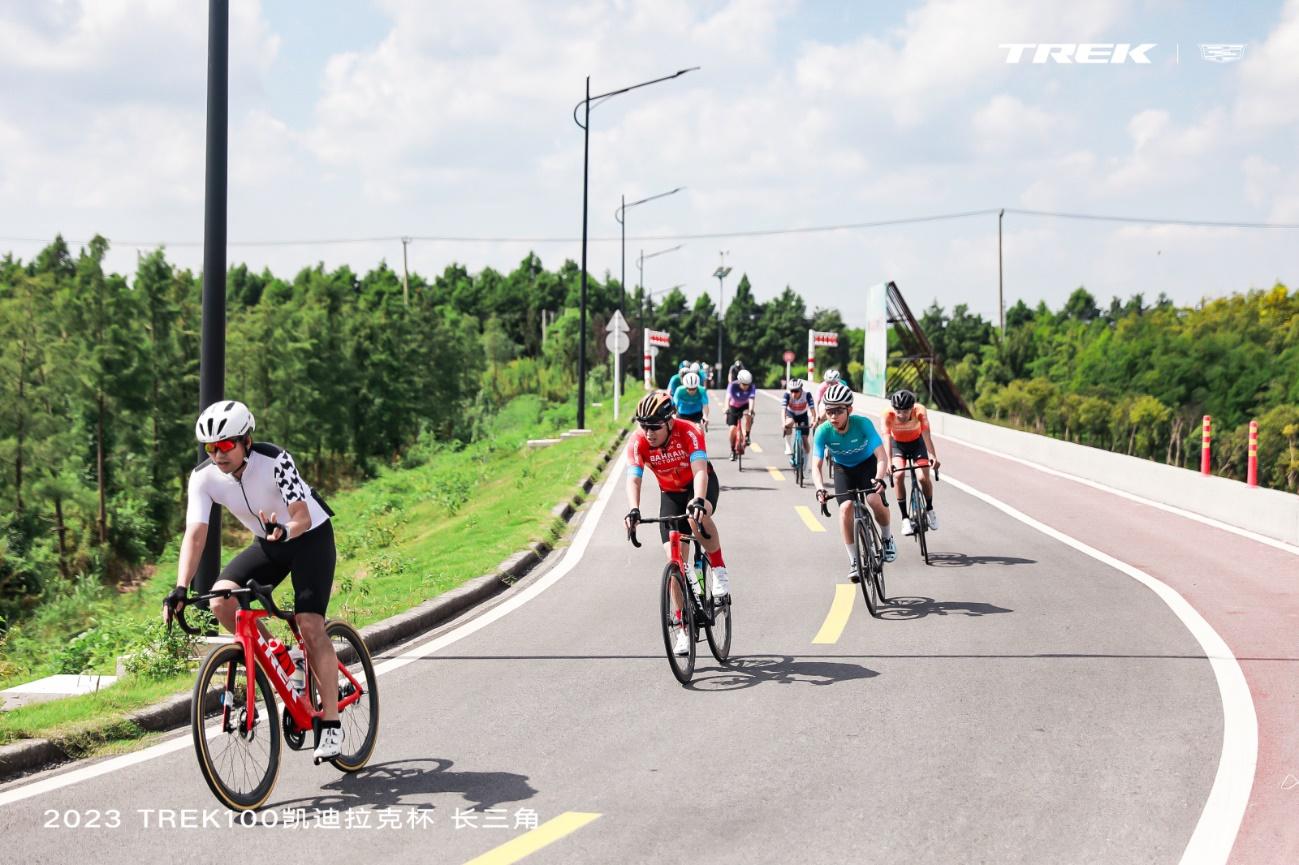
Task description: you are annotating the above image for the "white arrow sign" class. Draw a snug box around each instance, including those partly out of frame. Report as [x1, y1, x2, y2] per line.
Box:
[606, 309, 630, 333]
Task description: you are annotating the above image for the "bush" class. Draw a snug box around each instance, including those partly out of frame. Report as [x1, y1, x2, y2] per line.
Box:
[124, 618, 204, 682]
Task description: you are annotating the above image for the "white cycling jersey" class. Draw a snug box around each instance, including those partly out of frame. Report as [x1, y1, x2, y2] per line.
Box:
[185, 443, 331, 537]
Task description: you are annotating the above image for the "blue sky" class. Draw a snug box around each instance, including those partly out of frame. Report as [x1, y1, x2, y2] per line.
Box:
[2, 0, 1297, 327]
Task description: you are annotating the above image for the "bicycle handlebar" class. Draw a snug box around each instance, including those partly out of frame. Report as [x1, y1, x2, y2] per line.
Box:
[170, 580, 292, 636]
[890, 460, 940, 482]
[626, 514, 713, 549]
[816, 481, 889, 517]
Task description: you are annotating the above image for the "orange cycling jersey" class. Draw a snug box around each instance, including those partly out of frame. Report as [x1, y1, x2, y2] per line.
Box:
[884, 405, 929, 443]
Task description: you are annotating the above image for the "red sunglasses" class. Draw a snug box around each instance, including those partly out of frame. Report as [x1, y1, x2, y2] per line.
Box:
[203, 438, 244, 455]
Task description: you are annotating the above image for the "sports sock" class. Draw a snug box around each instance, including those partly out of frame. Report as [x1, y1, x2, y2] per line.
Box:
[845, 543, 857, 564]
[707, 549, 726, 568]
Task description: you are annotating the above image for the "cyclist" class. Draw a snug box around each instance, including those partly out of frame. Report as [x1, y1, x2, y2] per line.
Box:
[623, 392, 731, 655]
[699, 362, 712, 389]
[666, 360, 690, 397]
[781, 378, 815, 463]
[673, 372, 710, 431]
[725, 369, 758, 456]
[728, 357, 744, 384]
[814, 369, 842, 423]
[162, 400, 344, 761]
[812, 383, 896, 576]
[884, 389, 940, 535]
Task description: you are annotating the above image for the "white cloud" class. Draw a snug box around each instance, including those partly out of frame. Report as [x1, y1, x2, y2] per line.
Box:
[1100, 109, 1225, 192]
[1234, 0, 1299, 132]
[971, 94, 1066, 156]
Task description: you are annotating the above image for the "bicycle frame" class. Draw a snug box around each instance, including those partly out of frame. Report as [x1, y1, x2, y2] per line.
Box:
[628, 516, 717, 626]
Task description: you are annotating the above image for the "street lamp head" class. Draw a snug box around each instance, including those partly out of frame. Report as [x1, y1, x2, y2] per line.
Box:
[713, 266, 732, 279]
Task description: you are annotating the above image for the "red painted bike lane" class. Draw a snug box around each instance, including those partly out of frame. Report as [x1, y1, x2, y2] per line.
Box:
[933, 436, 1299, 865]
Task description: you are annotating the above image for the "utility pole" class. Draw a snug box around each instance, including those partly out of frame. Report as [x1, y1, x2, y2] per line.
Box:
[401, 236, 411, 307]
[713, 251, 731, 370]
[998, 209, 1005, 335]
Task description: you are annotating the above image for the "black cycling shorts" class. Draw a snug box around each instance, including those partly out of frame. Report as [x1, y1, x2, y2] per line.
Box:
[892, 437, 929, 463]
[832, 457, 880, 505]
[679, 411, 704, 424]
[785, 412, 811, 429]
[220, 520, 336, 616]
[726, 406, 750, 427]
[658, 465, 720, 544]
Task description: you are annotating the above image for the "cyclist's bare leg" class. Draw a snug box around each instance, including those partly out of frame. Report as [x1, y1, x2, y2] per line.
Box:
[686, 505, 722, 556]
[867, 490, 891, 529]
[836, 499, 855, 544]
[208, 578, 273, 642]
[919, 466, 934, 501]
[297, 611, 339, 722]
[892, 458, 909, 514]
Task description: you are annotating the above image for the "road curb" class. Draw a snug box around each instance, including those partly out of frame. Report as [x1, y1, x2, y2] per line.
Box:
[0, 425, 627, 786]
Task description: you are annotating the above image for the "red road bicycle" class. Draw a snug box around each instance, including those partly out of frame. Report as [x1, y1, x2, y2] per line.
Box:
[628, 515, 733, 684]
[173, 581, 379, 811]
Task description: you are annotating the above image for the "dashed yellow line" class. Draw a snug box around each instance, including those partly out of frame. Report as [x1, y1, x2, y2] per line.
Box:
[795, 505, 825, 532]
[750, 442, 764, 453]
[461, 812, 602, 865]
[767, 466, 783, 481]
[813, 584, 857, 644]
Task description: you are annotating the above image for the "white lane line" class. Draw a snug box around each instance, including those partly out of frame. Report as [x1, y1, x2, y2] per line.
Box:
[944, 472, 1257, 865]
[935, 433, 1299, 557]
[0, 451, 629, 809]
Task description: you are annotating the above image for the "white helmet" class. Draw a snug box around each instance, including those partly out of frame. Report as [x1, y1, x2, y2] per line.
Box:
[822, 383, 854, 406]
[824, 369, 841, 383]
[787, 378, 804, 391]
[682, 372, 700, 389]
[689, 362, 700, 373]
[195, 400, 255, 443]
[737, 369, 753, 385]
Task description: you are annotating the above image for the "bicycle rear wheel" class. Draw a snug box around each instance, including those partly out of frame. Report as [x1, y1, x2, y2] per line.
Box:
[191, 643, 281, 812]
[870, 519, 889, 606]
[660, 563, 696, 684]
[854, 518, 879, 617]
[314, 620, 380, 772]
[910, 484, 929, 565]
[793, 430, 805, 487]
[701, 559, 733, 664]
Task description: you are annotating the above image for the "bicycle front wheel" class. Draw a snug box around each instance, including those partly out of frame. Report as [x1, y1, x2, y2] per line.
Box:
[854, 519, 879, 618]
[313, 620, 380, 772]
[191, 643, 281, 812]
[910, 484, 929, 565]
[661, 563, 696, 684]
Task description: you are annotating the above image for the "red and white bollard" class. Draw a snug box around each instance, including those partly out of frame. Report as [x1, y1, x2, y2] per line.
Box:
[1201, 415, 1212, 476]
[1247, 420, 1259, 487]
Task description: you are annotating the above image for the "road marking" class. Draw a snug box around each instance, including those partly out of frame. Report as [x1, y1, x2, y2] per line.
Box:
[795, 505, 825, 532]
[0, 453, 632, 809]
[944, 473, 1256, 865]
[937, 433, 1299, 557]
[750, 442, 763, 453]
[812, 584, 856, 644]
[767, 466, 783, 481]
[462, 812, 601, 865]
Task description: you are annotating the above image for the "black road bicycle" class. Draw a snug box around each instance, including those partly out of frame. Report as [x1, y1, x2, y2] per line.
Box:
[821, 481, 890, 617]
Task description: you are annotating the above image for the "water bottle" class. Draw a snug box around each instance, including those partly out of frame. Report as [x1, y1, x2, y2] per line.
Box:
[691, 557, 706, 599]
[288, 647, 306, 694]
[266, 638, 294, 677]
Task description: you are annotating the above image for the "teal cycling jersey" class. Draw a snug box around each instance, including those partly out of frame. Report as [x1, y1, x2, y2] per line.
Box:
[673, 385, 709, 416]
[812, 414, 883, 468]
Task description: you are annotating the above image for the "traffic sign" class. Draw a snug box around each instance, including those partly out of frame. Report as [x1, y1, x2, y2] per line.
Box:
[605, 331, 630, 354]
[783, 350, 796, 363]
[606, 310, 630, 333]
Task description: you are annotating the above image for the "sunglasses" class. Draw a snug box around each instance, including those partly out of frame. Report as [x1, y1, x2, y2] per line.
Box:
[638, 422, 668, 432]
[203, 437, 244, 455]
[825, 406, 849, 416]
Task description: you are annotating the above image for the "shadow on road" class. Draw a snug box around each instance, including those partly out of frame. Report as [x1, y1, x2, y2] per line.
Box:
[269, 758, 536, 815]
[686, 654, 878, 692]
[926, 552, 1037, 568]
[878, 596, 1014, 619]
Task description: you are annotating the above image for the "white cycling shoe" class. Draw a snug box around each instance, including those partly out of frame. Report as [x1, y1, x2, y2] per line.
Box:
[901, 518, 916, 536]
[313, 724, 344, 762]
[673, 628, 690, 656]
[926, 509, 938, 530]
[710, 566, 730, 599]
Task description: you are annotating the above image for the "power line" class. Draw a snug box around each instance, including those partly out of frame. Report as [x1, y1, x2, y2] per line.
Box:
[4, 206, 1298, 251]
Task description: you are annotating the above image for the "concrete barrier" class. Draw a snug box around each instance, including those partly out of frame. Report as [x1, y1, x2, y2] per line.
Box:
[855, 395, 1299, 547]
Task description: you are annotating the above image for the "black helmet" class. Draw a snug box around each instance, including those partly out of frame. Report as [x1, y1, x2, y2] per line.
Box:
[634, 391, 675, 423]
[890, 389, 917, 411]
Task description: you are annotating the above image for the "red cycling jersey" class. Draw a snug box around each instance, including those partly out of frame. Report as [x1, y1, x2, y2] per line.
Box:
[626, 420, 708, 493]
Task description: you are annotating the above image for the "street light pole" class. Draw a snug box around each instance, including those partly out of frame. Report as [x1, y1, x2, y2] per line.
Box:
[998, 208, 1005, 335]
[713, 251, 731, 370]
[574, 67, 698, 430]
[617, 186, 684, 313]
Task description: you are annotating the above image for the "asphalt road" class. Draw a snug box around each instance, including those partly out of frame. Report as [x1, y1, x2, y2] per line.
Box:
[1, 394, 1231, 865]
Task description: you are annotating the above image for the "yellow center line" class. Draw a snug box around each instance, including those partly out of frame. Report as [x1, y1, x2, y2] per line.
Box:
[767, 466, 783, 481]
[750, 442, 764, 453]
[812, 584, 857, 644]
[795, 505, 825, 532]
[461, 812, 602, 865]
